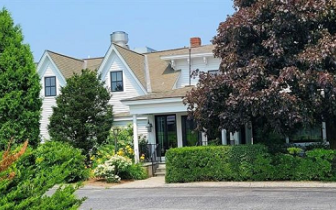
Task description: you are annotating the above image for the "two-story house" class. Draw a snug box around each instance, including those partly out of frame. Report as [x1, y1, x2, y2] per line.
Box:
[37, 31, 251, 162]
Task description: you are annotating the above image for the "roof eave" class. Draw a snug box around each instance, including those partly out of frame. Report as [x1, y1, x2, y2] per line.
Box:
[160, 52, 214, 61]
[122, 97, 183, 106]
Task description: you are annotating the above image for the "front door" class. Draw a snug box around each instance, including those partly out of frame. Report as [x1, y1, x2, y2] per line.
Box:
[155, 115, 177, 156]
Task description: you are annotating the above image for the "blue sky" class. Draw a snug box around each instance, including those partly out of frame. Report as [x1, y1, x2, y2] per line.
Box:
[0, 0, 234, 61]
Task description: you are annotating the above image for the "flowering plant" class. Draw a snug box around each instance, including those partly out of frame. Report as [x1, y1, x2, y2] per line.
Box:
[117, 145, 134, 160]
[140, 154, 145, 162]
[94, 155, 132, 183]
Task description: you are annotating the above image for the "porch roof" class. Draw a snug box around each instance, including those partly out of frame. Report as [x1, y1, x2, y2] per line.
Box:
[121, 86, 194, 102]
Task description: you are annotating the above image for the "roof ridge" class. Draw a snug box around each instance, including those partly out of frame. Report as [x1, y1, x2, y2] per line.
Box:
[113, 43, 145, 56]
[46, 50, 84, 62]
[143, 44, 214, 54]
[83, 57, 104, 60]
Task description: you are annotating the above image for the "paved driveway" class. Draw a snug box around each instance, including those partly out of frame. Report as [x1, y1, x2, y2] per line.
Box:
[77, 187, 336, 210]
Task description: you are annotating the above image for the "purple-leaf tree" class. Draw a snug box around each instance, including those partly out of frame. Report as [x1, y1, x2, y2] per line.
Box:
[185, 0, 336, 148]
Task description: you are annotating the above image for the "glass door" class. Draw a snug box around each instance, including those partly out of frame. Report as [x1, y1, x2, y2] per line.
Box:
[182, 116, 201, 147]
[155, 115, 177, 156]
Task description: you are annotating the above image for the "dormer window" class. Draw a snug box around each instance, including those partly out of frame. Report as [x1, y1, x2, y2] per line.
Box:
[45, 76, 56, 97]
[111, 71, 124, 92]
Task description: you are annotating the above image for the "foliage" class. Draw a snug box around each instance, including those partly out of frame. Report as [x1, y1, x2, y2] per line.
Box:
[94, 154, 147, 182]
[166, 145, 267, 182]
[0, 142, 85, 209]
[166, 145, 336, 183]
[0, 139, 28, 180]
[139, 137, 149, 162]
[0, 8, 42, 149]
[26, 185, 84, 210]
[35, 141, 89, 183]
[287, 147, 303, 156]
[94, 155, 132, 183]
[106, 124, 133, 148]
[105, 124, 148, 161]
[107, 124, 147, 150]
[117, 145, 134, 160]
[305, 141, 330, 151]
[49, 69, 113, 163]
[185, 0, 336, 147]
[91, 144, 115, 169]
[119, 164, 148, 180]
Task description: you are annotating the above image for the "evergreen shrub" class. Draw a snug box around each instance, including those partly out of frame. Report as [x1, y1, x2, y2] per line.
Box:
[165, 145, 336, 183]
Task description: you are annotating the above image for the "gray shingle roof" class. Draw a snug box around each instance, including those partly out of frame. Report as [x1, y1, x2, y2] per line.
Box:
[85, 57, 103, 71]
[113, 44, 147, 89]
[44, 44, 214, 100]
[47, 50, 103, 79]
[122, 86, 194, 101]
[47, 51, 84, 79]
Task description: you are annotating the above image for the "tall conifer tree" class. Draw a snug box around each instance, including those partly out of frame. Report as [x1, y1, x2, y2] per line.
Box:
[49, 69, 113, 161]
[0, 8, 42, 149]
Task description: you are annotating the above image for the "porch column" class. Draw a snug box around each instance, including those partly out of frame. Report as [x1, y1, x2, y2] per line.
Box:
[201, 132, 208, 146]
[221, 129, 227, 145]
[176, 113, 183, 147]
[322, 122, 327, 142]
[285, 136, 290, 144]
[230, 132, 235, 145]
[234, 132, 240, 145]
[245, 124, 252, 145]
[133, 114, 139, 163]
[250, 123, 254, 145]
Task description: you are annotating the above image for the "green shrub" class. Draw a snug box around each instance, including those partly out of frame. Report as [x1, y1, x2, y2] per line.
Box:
[107, 124, 134, 148]
[106, 123, 147, 158]
[165, 145, 267, 183]
[35, 141, 90, 183]
[166, 145, 336, 183]
[94, 155, 132, 182]
[119, 164, 148, 180]
[287, 147, 303, 156]
[0, 144, 85, 209]
[305, 142, 330, 151]
[24, 185, 84, 210]
[91, 143, 115, 168]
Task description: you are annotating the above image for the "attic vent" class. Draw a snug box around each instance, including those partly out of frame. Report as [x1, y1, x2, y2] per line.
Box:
[111, 31, 129, 49]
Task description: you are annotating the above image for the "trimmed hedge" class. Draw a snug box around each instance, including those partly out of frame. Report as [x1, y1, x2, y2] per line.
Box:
[165, 145, 336, 183]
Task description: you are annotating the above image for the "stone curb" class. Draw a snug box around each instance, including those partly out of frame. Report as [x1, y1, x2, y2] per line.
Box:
[80, 177, 336, 190]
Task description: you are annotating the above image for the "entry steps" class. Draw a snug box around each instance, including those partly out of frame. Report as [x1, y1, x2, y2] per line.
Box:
[154, 163, 166, 177]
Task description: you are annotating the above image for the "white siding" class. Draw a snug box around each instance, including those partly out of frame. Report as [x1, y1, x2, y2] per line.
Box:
[39, 59, 63, 141]
[113, 118, 149, 140]
[176, 57, 221, 88]
[102, 53, 146, 114]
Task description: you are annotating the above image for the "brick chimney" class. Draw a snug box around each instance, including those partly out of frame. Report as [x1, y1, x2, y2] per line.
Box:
[190, 37, 201, 48]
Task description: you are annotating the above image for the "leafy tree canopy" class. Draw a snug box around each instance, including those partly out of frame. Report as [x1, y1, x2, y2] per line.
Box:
[0, 8, 42, 149]
[48, 69, 113, 160]
[185, 0, 336, 144]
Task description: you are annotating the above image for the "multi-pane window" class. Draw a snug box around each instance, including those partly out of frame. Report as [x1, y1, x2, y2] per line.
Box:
[110, 71, 123, 92]
[44, 76, 56, 96]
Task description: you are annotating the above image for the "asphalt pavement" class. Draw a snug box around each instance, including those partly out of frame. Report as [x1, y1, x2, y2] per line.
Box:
[77, 187, 336, 210]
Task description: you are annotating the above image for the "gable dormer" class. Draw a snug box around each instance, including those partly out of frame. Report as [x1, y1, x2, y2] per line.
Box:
[97, 36, 148, 114]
